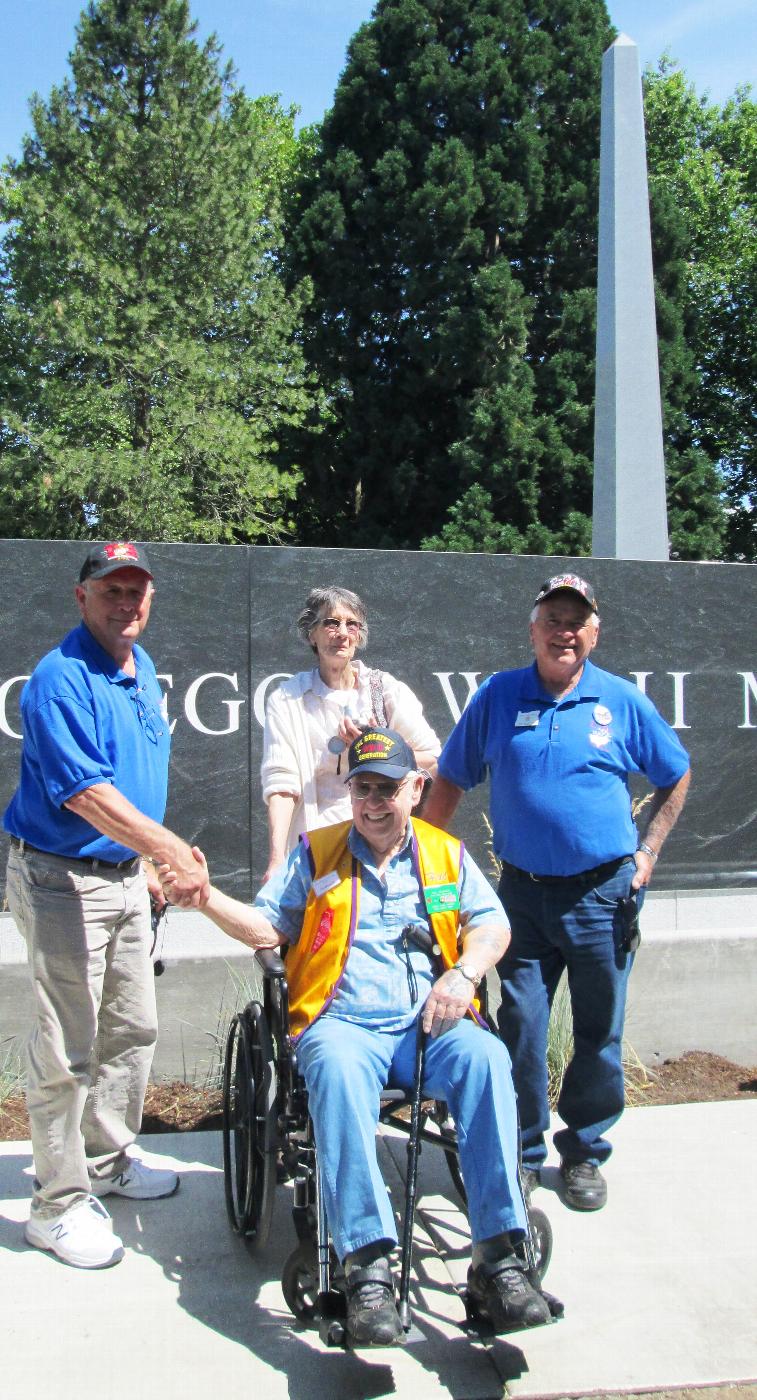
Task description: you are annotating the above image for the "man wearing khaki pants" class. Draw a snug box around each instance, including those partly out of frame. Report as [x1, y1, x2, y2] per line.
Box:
[4, 542, 208, 1268]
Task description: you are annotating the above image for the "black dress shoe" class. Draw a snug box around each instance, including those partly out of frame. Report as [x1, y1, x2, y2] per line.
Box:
[559, 1160, 607, 1211]
[345, 1258, 404, 1346]
[467, 1256, 552, 1332]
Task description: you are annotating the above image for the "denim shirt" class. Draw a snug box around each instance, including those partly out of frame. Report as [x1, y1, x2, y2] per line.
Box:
[255, 822, 505, 1032]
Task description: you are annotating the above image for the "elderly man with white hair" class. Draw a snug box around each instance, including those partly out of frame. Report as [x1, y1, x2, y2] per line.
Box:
[424, 574, 691, 1212]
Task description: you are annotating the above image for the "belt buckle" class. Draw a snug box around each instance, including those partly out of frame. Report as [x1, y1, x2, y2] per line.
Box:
[528, 871, 539, 882]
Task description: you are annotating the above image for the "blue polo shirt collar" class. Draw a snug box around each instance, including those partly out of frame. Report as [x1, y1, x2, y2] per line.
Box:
[520, 658, 602, 706]
[78, 623, 137, 688]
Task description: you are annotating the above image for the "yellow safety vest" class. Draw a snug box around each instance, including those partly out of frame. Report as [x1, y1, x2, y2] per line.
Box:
[285, 817, 483, 1039]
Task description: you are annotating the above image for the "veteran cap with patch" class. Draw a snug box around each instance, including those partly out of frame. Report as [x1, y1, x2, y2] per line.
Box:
[534, 572, 598, 612]
[79, 542, 153, 583]
[344, 727, 417, 783]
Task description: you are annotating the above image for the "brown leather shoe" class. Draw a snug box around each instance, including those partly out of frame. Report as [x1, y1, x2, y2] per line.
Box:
[559, 1160, 607, 1211]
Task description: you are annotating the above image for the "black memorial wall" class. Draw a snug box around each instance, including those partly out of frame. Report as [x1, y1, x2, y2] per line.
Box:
[0, 541, 754, 898]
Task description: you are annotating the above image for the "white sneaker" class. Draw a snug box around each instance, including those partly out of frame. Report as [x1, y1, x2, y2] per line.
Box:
[25, 1196, 124, 1269]
[91, 1157, 179, 1200]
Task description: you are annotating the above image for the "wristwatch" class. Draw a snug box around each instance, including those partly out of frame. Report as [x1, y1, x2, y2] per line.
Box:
[636, 841, 658, 863]
[454, 961, 482, 988]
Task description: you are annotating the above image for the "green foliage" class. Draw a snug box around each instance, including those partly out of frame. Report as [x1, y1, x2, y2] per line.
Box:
[289, 3, 738, 560]
[290, 0, 617, 552]
[0, 0, 314, 542]
[645, 63, 755, 559]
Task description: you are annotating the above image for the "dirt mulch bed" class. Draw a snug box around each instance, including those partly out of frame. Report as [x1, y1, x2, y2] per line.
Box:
[0, 1051, 755, 1143]
[631, 1050, 757, 1106]
[0, 1082, 224, 1143]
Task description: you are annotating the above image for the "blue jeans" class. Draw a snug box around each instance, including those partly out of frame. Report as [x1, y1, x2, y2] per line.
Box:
[497, 858, 641, 1170]
[297, 1015, 527, 1261]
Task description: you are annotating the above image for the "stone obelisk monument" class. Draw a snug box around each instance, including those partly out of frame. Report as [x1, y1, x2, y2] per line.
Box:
[592, 35, 669, 559]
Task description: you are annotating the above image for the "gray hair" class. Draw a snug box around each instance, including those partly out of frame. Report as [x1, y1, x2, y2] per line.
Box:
[297, 586, 369, 652]
[530, 600, 600, 630]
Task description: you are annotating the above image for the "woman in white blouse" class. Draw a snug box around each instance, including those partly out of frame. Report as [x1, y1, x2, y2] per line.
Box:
[261, 586, 441, 882]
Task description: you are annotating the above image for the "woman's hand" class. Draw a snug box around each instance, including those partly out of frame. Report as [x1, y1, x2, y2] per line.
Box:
[336, 714, 363, 745]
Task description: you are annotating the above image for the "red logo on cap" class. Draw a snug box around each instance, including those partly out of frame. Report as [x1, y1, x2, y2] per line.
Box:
[104, 542, 139, 561]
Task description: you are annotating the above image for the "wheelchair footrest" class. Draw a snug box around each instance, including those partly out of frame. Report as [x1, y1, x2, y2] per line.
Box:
[317, 1289, 347, 1347]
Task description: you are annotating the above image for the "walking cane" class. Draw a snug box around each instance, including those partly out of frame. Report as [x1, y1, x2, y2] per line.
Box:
[398, 1019, 426, 1331]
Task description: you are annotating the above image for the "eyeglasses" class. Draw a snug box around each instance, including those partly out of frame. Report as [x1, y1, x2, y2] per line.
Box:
[349, 777, 409, 801]
[131, 687, 164, 744]
[318, 616, 362, 635]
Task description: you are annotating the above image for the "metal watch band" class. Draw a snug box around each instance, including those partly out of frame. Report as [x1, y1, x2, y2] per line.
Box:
[454, 961, 482, 987]
[637, 841, 658, 863]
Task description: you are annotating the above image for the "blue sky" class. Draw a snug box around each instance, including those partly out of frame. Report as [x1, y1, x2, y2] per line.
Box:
[0, 0, 754, 162]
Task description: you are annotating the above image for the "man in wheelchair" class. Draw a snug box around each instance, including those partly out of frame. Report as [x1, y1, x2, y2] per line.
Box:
[162, 727, 552, 1346]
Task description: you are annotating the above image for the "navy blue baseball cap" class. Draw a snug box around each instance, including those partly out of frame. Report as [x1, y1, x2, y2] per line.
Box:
[345, 728, 417, 783]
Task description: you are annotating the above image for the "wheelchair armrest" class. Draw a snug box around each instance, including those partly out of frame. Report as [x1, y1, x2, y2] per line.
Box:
[379, 1089, 408, 1104]
[255, 947, 287, 979]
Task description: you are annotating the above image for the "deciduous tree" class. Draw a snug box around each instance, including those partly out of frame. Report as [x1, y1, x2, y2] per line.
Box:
[645, 64, 755, 559]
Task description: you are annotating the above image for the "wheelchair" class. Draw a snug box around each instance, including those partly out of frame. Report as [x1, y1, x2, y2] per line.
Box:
[222, 945, 558, 1346]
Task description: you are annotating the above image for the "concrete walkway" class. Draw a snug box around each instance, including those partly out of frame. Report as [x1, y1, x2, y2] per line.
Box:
[2, 1101, 756, 1399]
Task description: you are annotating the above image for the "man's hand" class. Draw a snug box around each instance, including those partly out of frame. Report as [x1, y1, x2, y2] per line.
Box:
[632, 771, 691, 890]
[165, 846, 211, 907]
[422, 968, 475, 1037]
[159, 846, 209, 908]
[143, 860, 166, 911]
[631, 849, 655, 890]
[64, 782, 211, 907]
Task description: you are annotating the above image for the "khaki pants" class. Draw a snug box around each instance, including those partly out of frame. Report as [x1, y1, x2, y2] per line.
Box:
[6, 845, 157, 1219]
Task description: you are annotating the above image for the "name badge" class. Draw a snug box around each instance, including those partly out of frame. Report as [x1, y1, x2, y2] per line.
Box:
[424, 882, 460, 914]
[313, 871, 341, 897]
[515, 710, 540, 727]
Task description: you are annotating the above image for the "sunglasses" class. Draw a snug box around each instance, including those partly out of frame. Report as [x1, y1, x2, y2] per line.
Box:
[349, 777, 409, 800]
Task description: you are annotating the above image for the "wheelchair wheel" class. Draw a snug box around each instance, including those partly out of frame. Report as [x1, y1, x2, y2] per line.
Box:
[528, 1205, 553, 1280]
[281, 1243, 319, 1321]
[222, 1002, 277, 1252]
[281, 1243, 342, 1323]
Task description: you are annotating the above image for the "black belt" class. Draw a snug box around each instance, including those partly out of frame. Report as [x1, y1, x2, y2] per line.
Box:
[499, 856, 630, 887]
[9, 835, 140, 872]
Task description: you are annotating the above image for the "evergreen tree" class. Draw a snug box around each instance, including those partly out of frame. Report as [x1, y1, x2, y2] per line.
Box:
[0, 0, 313, 542]
[645, 65, 755, 560]
[290, 0, 615, 551]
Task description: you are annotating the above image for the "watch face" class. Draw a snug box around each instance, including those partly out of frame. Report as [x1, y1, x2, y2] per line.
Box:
[457, 962, 478, 984]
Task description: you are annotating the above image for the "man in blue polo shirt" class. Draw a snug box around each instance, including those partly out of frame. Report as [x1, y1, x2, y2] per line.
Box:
[424, 575, 691, 1211]
[4, 542, 209, 1269]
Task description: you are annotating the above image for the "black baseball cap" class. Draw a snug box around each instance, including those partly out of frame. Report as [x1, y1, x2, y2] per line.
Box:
[345, 727, 417, 783]
[534, 573, 598, 612]
[79, 542, 153, 584]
